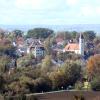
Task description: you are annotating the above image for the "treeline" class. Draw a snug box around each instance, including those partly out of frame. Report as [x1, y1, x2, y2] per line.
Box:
[0, 55, 82, 96]
[0, 27, 98, 40]
[0, 54, 100, 97]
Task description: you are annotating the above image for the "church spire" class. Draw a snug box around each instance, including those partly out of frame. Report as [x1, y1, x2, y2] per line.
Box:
[79, 33, 85, 56]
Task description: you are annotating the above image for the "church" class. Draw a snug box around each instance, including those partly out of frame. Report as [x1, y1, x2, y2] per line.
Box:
[63, 34, 85, 56]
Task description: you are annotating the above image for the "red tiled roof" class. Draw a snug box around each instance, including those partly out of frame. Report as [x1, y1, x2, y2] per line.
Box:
[64, 43, 79, 51]
[56, 37, 64, 43]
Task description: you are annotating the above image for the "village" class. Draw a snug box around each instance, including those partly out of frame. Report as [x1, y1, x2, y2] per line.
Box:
[1, 0, 100, 99]
[0, 28, 100, 99]
[0, 28, 98, 68]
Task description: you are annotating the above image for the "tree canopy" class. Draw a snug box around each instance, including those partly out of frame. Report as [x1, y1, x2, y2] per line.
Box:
[87, 54, 100, 78]
[83, 31, 96, 41]
[56, 31, 72, 40]
[27, 28, 54, 39]
[12, 30, 23, 38]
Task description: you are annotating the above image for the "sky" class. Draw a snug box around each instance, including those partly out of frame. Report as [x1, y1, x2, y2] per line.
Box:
[0, 0, 100, 25]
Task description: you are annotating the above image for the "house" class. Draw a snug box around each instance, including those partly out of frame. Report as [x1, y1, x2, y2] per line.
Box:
[13, 37, 27, 56]
[63, 34, 85, 56]
[63, 43, 80, 54]
[16, 37, 25, 48]
[56, 37, 65, 46]
[27, 39, 45, 58]
[0, 38, 16, 57]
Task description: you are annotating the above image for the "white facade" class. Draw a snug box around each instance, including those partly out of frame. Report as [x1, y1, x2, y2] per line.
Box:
[63, 49, 80, 54]
[27, 46, 45, 58]
[74, 50, 80, 54]
[33, 47, 45, 58]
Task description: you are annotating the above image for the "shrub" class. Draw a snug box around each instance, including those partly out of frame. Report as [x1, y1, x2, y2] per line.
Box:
[91, 76, 100, 91]
[75, 81, 83, 90]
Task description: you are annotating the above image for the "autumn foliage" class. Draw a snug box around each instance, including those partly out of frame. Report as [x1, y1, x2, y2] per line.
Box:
[87, 54, 100, 77]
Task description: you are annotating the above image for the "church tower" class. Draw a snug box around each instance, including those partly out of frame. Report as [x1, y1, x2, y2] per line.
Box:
[79, 33, 85, 56]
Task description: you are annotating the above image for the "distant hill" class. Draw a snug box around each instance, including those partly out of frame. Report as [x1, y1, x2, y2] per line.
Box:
[0, 24, 100, 35]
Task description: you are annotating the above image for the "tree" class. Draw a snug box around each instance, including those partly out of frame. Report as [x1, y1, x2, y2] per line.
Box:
[83, 31, 96, 41]
[33, 77, 52, 92]
[56, 31, 71, 40]
[49, 61, 82, 90]
[12, 30, 23, 38]
[42, 55, 52, 67]
[0, 75, 5, 93]
[61, 61, 82, 87]
[71, 31, 78, 39]
[94, 43, 100, 54]
[93, 36, 100, 46]
[56, 52, 79, 61]
[27, 28, 54, 39]
[17, 55, 35, 68]
[0, 38, 15, 57]
[91, 75, 100, 91]
[7, 68, 33, 95]
[44, 37, 52, 55]
[87, 54, 100, 79]
[0, 28, 5, 39]
[0, 55, 11, 73]
[41, 55, 52, 74]
[49, 71, 65, 90]
[8, 81, 29, 95]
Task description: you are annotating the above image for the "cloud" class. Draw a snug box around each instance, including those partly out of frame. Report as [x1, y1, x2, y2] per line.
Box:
[66, 0, 79, 6]
[81, 5, 100, 17]
[15, 0, 62, 10]
[0, 0, 100, 24]
[15, 0, 43, 10]
[0, 16, 13, 24]
[95, 7, 100, 15]
[81, 5, 94, 16]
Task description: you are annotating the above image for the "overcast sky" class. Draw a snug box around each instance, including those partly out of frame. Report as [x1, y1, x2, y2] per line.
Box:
[0, 0, 100, 25]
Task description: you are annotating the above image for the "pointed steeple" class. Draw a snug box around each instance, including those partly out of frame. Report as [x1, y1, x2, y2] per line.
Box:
[80, 33, 84, 39]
